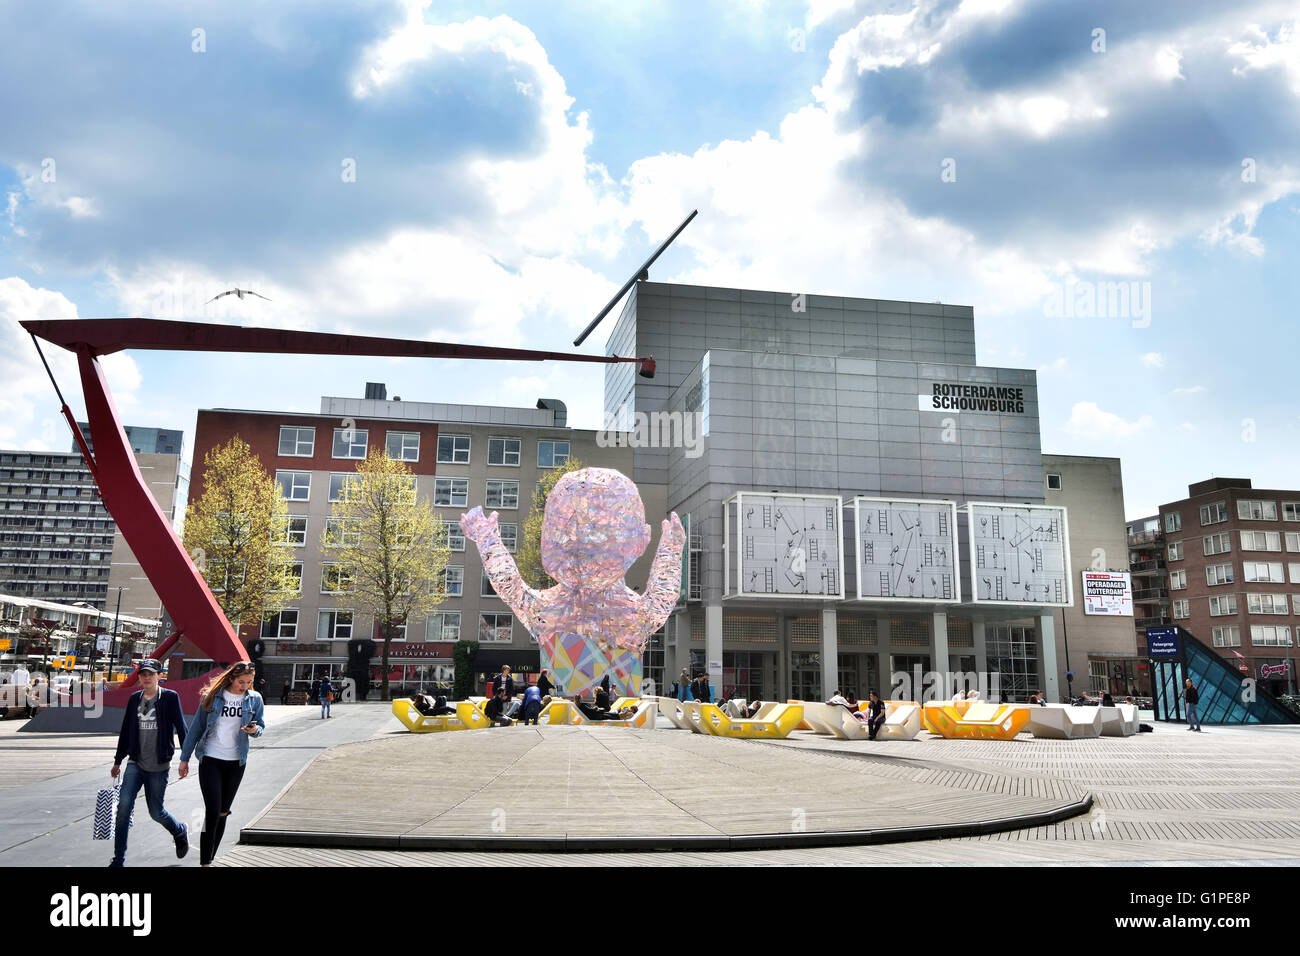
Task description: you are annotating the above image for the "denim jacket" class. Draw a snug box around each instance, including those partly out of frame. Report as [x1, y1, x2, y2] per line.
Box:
[180, 690, 266, 766]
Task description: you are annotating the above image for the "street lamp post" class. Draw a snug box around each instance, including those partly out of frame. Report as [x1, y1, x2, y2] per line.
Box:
[106, 587, 125, 682]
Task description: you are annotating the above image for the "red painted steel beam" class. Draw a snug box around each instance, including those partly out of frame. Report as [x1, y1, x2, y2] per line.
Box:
[21, 318, 654, 374]
[74, 345, 246, 698]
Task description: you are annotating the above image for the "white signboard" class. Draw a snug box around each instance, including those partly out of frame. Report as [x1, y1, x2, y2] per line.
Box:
[967, 502, 1072, 606]
[1081, 571, 1133, 616]
[853, 497, 961, 602]
[724, 492, 845, 599]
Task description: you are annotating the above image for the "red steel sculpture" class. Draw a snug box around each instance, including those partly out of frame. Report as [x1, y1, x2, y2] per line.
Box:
[22, 318, 656, 712]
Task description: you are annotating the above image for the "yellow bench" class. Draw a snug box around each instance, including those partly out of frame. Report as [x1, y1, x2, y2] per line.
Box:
[391, 698, 495, 733]
[697, 702, 804, 739]
[923, 702, 1030, 740]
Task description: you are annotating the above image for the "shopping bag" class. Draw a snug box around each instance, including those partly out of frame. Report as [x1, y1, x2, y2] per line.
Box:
[92, 780, 134, 840]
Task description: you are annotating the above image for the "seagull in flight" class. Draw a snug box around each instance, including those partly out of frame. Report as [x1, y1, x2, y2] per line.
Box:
[207, 288, 271, 303]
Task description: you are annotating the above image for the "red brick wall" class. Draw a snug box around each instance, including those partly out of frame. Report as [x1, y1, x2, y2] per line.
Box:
[190, 410, 441, 500]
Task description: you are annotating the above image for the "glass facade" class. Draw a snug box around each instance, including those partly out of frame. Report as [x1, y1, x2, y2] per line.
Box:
[1152, 627, 1295, 724]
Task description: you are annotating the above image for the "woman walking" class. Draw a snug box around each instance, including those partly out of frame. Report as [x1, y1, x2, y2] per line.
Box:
[179, 661, 266, 866]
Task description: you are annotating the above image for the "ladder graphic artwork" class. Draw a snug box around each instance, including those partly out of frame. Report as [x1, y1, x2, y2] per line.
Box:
[879, 571, 891, 596]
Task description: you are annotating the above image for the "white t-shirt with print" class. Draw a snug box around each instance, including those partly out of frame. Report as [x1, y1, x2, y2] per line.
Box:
[207, 690, 248, 760]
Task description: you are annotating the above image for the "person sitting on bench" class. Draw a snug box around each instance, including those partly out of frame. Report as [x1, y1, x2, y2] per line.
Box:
[484, 689, 514, 727]
[743, 699, 763, 719]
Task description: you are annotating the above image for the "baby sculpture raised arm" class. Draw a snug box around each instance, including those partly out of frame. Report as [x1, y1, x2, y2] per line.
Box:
[460, 468, 685, 698]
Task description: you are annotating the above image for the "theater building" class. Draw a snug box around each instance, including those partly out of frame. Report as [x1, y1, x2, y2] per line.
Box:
[606, 281, 1133, 703]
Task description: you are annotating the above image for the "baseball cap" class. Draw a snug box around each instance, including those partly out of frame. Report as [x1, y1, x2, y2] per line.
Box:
[137, 659, 162, 674]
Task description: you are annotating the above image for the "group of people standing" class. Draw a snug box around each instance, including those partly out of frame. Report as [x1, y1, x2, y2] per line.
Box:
[109, 659, 265, 868]
[671, 668, 713, 703]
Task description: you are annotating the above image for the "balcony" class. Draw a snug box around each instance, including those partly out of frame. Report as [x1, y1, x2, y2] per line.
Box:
[1131, 559, 1167, 574]
[1132, 587, 1169, 602]
[1127, 530, 1162, 547]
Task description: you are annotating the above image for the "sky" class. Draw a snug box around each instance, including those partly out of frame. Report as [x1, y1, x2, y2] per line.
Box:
[1, 0, 1298, 520]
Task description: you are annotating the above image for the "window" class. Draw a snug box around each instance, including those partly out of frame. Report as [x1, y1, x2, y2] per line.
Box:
[426, 611, 461, 642]
[440, 518, 465, 551]
[480, 571, 498, 598]
[1209, 595, 1238, 616]
[316, 609, 353, 641]
[321, 564, 355, 593]
[1237, 500, 1278, 521]
[278, 426, 315, 457]
[1247, 593, 1289, 615]
[332, 428, 368, 459]
[479, 612, 513, 643]
[434, 566, 463, 596]
[1291, 563, 1300, 584]
[324, 517, 360, 548]
[1172, 599, 1190, 619]
[487, 437, 521, 466]
[1164, 512, 1182, 533]
[1203, 532, 1231, 556]
[1205, 563, 1234, 586]
[1212, 626, 1241, 648]
[1200, 502, 1228, 525]
[1241, 530, 1282, 552]
[1045, 473, 1062, 491]
[280, 516, 308, 547]
[485, 480, 519, 509]
[538, 440, 570, 469]
[1167, 541, 1183, 561]
[328, 473, 360, 502]
[276, 471, 311, 501]
[437, 435, 470, 464]
[499, 522, 518, 553]
[1169, 570, 1186, 590]
[386, 431, 420, 462]
[393, 519, 415, 548]
[1284, 502, 1300, 522]
[261, 609, 298, 639]
[1250, 625, 1293, 647]
[1286, 532, 1300, 552]
[434, 478, 468, 507]
[1243, 562, 1285, 583]
[271, 561, 303, 592]
[378, 617, 408, 642]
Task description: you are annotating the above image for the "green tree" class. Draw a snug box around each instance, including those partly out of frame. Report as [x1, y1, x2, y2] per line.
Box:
[183, 438, 300, 632]
[321, 449, 450, 700]
[515, 456, 586, 589]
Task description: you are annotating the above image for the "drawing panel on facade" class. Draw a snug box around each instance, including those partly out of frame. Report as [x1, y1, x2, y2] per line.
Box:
[968, 503, 1069, 604]
[854, 498, 959, 602]
[738, 494, 842, 596]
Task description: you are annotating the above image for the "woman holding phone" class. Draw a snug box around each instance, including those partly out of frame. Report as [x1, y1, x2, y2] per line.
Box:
[179, 661, 266, 866]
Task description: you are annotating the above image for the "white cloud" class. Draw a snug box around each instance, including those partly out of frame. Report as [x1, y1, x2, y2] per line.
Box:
[1140, 352, 1165, 368]
[1153, 45, 1185, 82]
[1171, 384, 1206, 395]
[0, 277, 142, 448]
[1038, 357, 1067, 373]
[1065, 401, 1153, 439]
[1178, 422, 1197, 432]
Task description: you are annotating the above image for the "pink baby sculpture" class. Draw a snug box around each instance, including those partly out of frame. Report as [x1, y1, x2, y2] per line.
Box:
[460, 467, 685, 699]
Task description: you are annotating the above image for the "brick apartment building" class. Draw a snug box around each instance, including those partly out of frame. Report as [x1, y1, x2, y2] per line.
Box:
[1159, 477, 1299, 698]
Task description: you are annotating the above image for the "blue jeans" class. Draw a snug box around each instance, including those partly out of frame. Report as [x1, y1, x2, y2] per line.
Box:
[321, 696, 331, 717]
[1186, 701, 1200, 730]
[113, 761, 182, 863]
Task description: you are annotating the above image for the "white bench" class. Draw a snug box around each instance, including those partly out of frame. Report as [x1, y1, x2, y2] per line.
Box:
[1022, 703, 1102, 740]
[1099, 703, 1139, 737]
[877, 701, 922, 741]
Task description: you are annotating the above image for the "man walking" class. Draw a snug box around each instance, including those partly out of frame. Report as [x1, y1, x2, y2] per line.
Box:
[109, 659, 189, 866]
[1183, 678, 1202, 732]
